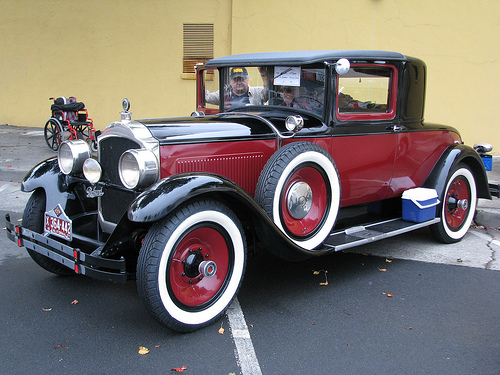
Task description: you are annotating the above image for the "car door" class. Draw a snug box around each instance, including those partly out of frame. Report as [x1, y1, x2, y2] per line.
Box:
[330, 63, 399, 207]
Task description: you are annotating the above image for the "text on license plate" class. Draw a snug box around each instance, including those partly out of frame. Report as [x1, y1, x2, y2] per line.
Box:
[45, 207, 72, 241]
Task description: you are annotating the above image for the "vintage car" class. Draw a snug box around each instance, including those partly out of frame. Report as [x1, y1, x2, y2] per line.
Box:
[6, 50, 495, 332]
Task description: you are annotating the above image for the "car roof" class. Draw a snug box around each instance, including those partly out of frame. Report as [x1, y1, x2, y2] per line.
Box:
[205, 50, 407, 67]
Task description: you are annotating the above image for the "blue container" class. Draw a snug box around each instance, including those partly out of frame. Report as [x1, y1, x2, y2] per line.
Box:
[402, 188, 440, 223]
[481, 155, 492, 171]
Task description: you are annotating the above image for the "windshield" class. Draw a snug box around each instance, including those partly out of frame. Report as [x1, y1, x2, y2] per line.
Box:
[204, 65, 326, 115]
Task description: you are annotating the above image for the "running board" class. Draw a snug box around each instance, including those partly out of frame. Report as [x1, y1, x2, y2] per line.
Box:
[323, 217, 440, 252]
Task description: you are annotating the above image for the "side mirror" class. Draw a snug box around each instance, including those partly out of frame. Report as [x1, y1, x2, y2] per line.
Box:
[335, 58, 350, 75]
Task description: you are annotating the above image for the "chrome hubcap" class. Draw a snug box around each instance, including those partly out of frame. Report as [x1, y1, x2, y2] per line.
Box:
[286, 181, 313, 219]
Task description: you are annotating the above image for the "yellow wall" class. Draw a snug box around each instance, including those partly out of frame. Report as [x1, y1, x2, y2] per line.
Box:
[1, 0, 499, 153]
[0, 0, 232, 127]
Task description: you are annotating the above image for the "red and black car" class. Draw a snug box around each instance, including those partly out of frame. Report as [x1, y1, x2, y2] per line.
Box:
[6, 50, 495, 332]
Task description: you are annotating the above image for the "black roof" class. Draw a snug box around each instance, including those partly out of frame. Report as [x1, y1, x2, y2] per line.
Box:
[205, 50, 407, 67]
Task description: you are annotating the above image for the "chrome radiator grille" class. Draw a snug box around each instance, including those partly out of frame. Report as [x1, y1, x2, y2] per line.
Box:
[98, 136, 141, 225]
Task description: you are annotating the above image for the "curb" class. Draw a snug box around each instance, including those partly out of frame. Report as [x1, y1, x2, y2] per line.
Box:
[475, 210, 500, 230]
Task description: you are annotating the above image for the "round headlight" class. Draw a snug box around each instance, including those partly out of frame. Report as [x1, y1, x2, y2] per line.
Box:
[58, 140, 91, 175]
[83, 158, 102, 184]
[118, 149, 158, 189]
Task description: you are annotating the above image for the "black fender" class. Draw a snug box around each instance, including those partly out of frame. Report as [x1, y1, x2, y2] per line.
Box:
[21, 157, 73, 211]
[423, 144, 491, 200]
[127, 173, 326, 261]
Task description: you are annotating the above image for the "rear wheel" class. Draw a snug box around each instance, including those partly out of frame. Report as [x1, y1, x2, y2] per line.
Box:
[44, 119, 63, 151]
[137, 200, 246, 332]
[23, 190, 74, 275]
[430, 163, 477, 243]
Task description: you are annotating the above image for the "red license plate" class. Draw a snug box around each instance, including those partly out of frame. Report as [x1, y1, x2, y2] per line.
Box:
[45, 211, 72, 241]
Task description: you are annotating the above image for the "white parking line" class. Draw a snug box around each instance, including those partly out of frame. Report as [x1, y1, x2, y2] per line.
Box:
[227, 298, 262, 375]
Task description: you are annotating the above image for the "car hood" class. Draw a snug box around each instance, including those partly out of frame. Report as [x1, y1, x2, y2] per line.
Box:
[138, 110, 327, 144]
[138, 114, 275, 144]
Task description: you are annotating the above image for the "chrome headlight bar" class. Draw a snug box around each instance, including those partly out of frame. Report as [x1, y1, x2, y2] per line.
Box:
[58, 139, 159, 191]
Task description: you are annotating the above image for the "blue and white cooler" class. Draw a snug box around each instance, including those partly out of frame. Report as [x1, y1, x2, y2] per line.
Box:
[402, 188, 440, 223]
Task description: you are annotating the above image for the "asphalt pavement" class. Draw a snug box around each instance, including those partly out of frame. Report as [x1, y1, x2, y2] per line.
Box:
[1, 124, 499, 375]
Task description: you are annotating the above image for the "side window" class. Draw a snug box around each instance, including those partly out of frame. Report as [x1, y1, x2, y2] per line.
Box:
[336, 65, 397, 121]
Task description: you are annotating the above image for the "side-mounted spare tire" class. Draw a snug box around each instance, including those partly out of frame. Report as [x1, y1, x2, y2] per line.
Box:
[255, 141, 341, 250]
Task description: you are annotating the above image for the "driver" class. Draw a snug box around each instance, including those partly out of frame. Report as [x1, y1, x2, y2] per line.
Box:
[205, 67, 268, 108]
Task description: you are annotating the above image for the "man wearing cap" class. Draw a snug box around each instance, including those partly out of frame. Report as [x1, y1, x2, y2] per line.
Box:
[206, 67, 268, 108]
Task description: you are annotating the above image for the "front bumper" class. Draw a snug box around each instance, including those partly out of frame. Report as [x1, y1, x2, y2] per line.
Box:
[5, 214, 127, 283]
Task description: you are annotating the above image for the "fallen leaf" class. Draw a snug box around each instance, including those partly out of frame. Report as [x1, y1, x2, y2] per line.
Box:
[385, 258, 392, 263]
[218, 322, 225, 335]
[378, 268, 387, 272]
[138, 346, 149, 355]
[53, 344, 68, 350]
[171, 365, 188, 372]
[42, 308, 52, 312]
[313, 269, 329, 286]
[382, 292, 393, 298]
[71, 300, 79, 305]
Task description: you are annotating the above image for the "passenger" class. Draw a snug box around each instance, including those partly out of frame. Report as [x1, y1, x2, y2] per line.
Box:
[277, 86, 311, 110]
[205, 67, 268, 108]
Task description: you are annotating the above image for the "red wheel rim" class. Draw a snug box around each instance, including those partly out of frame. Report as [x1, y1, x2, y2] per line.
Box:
[445, 176, 470, 230]
[169, 226, 230, 308]
[280, 166, 328, 237]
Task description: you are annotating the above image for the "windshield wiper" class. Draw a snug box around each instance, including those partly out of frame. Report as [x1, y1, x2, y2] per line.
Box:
[273, 67, 292, 80]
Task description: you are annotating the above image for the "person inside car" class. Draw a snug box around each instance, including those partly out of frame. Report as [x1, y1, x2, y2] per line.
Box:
[273, 86, 312, 110]
[205, 67, 268, 108]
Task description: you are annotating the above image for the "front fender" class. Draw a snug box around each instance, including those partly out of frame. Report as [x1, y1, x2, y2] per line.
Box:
[423, 144, 491, 199]
[128, 173, 250, 223]
[21, 157, 73, 211]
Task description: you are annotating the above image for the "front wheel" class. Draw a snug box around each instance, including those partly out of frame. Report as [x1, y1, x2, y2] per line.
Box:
[430, 163, 477, 243]
[136, 200, 246, 332]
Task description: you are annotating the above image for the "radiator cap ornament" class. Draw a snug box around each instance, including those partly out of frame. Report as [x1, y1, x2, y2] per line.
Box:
[121, 98, 132, 122]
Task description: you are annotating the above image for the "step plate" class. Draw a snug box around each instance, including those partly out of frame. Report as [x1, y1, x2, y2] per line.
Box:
[324, 217, 440, 252]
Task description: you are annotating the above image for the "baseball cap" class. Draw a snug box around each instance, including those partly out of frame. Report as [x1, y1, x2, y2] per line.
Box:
[230, 67, 248, 79]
